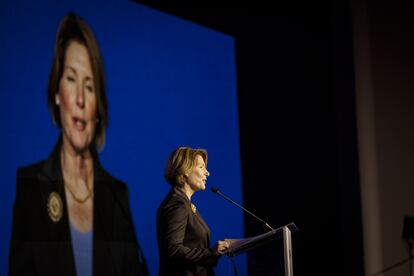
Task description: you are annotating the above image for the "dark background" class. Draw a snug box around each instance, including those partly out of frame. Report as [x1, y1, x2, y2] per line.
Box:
[134, 1, 364, 275]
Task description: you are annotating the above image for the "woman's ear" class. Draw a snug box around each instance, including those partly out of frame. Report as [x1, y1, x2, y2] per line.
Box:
[178, 175, 186, 186]
[55, 93, 60, 105]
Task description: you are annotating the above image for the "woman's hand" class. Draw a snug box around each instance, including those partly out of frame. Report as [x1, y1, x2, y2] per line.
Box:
[212, 240, 230, 256]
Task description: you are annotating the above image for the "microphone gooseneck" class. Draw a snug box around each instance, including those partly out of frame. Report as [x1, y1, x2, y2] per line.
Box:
[210, 186, 274, 231]
[210, 187, 219, 194]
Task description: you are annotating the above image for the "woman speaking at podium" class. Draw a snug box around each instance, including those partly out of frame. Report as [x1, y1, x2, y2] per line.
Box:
[157, 147, 229, 276]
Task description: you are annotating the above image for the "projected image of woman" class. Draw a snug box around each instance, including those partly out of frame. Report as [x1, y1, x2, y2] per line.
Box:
[157, 147, 229, 276]
[9, 12, 148, 276]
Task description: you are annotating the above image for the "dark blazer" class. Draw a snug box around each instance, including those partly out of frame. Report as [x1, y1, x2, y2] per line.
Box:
[156, 188, 219, 276]
[9, 137, 148, 276]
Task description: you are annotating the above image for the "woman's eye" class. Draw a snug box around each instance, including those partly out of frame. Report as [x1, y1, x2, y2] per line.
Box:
[86, 85, 94, 92]
[66, 76, 75, 82]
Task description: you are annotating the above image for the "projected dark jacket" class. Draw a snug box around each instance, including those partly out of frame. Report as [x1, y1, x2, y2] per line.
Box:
[157, 188, 219, 276]
[9, 137, 148, 276]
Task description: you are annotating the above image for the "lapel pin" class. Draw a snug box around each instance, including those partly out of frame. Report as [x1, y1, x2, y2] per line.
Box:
[191, 203, 197, 214]
[47, 192, 63, 223]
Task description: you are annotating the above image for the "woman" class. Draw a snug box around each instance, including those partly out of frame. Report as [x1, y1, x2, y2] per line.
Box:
[157, 147, 229, 276]
[9, 12, 147, 276]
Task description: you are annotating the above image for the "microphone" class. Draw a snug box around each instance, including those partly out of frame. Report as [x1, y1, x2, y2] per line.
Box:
[210, 186, 274, 231]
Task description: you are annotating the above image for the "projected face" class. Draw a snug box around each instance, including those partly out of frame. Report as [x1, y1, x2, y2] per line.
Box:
[56, 40, 97, 154]
[185, 155, 210, 192]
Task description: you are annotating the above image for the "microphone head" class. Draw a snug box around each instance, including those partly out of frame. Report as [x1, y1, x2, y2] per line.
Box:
[210, 187, 219, 194]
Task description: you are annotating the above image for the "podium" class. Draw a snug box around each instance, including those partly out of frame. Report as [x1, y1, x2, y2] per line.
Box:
[223, 222, 299, 276]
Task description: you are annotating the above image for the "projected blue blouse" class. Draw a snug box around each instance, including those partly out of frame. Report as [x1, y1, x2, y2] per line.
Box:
[70, 223, 93, 276]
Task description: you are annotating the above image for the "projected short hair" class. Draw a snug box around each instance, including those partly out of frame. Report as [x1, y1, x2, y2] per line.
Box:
[164, 147, 208, 187]
[47, 12, 108, 150]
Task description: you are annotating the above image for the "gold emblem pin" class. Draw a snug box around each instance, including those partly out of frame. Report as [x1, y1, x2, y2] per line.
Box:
[191, 203, 197, 214]
[47, 192, 63, 223]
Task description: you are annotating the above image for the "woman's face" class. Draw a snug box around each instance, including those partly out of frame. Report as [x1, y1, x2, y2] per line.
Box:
[185, 155, 210, 193]
[56, 40, 97, 154]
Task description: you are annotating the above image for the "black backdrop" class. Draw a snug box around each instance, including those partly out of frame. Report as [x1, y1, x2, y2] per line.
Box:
[134, 1, 365, 275]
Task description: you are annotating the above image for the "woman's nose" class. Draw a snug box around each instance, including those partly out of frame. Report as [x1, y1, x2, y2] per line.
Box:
[76, 85, 85, 108]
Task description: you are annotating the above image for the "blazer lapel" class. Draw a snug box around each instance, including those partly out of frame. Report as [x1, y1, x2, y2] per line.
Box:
[39, 136, 71, 240]
[38, 136, 76, 275]
[93, 158, 121, 275]
[173, 188, 212, 242]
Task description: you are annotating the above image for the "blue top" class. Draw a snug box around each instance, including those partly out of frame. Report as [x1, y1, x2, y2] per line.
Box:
[70, 223, 93, 276]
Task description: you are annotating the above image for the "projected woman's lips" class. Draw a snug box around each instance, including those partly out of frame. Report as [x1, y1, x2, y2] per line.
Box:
[73, 117, 86, 131]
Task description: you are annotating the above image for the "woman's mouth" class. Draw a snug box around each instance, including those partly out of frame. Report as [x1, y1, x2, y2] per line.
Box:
[73, 117, 87, 131]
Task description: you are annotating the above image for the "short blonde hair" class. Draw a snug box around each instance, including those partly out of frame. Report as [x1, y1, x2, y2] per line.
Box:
[164, 147, 208, 187]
